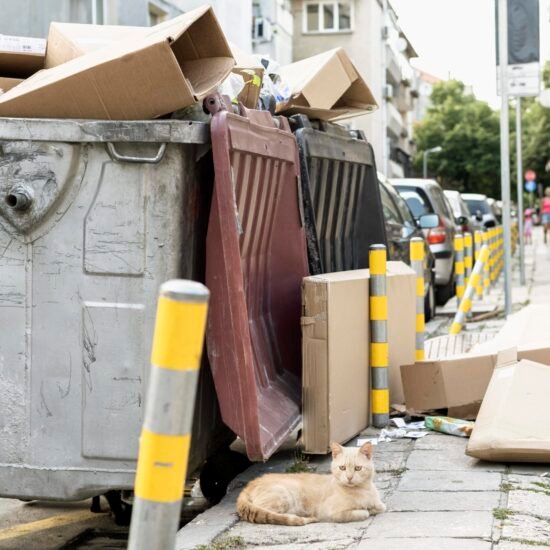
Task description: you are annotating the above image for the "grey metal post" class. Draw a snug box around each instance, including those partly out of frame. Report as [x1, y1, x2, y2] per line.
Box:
[516, 97, 526, 285]
[381, 0, 389, 176]
[498, 0, 512, 316]
[423, 151, 428, 179]
[128, 280, 209, 550]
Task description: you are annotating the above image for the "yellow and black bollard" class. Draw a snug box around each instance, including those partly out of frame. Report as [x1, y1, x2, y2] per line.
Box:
[464, 232, 473, 289]
[128, 280, 209, 550]
[482, 230, 490, 293]
[454, 234, 465, 308]
[410, 238, 425, 361]
[369, 244, 389, 428]
[474, 230, 484, 300]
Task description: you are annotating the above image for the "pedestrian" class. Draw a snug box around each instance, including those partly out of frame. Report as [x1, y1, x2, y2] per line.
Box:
[543, 188, 550, 244]
[524, 207, 534, 245]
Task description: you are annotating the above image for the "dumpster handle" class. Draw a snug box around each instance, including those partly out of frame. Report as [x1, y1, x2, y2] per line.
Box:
[106, 142, 167, 164]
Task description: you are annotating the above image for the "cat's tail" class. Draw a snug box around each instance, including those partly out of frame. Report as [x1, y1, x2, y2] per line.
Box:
[236, 490, 316, 526]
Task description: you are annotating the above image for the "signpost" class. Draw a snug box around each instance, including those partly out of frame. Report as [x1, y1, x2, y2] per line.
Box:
[496, 0, 540, 304]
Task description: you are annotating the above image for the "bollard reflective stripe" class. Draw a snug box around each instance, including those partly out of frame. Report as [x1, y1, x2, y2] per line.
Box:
[482, 230, 490, 291]
[454, 234, 465, 306]
[449, 246, 489, 335]
[474, 230, 484, 299]
[464, 232, 473, 288]
[128, 280, 209, 550]
[410, 238, 425, 361]
[369, 244, 389, 428]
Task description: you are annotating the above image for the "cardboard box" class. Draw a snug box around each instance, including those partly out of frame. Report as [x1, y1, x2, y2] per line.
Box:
[0, 77, 23, 93]
[384, 261, 416, 405]
[44, 22, 144, 69]
[466, 350, 550, 462]
[0, 34, 45, 78]
[0, 6, 235, 120]
[402, 304, 550, 417]
[302, 270, 370, 454]
[276, 48, 378, 121]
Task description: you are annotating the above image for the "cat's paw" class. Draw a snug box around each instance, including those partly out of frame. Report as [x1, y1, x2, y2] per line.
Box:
[370, 501, 386, 514]
[351, 510, 370, 522]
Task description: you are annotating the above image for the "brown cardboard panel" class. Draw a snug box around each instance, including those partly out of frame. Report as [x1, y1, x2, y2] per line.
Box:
[467, 356, 550, 462]
[230, 43, 264, 108]
[0, 7, 234, 120]
[0, 77, 23, 93]
[0, 34, 45, 78]
[302, 270, 369, 454]
[277, 48, 378, 121]
[386, 261, 416, 405]
[45, 22, 145, 69]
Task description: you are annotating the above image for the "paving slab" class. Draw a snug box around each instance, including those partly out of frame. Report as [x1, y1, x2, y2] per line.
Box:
[498, 542, 550, 550]
[508, 463, 550, 476]
[227, 517, 370, 547]
[414, 434, 470, 451]
[363, 511, 493, 539]
[406, 449, 505, 472]
[386, 490, 500, 512]
[398, 470, 502, 492]
[508, 489, 550, 519]
[356, 537, 492, 550]
[501, 513, 550, 545]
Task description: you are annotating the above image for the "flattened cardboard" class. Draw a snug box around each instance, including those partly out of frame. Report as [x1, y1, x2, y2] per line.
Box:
[0, 34, 46, 78]
[277, 48, 378, 121]
[467, 353, 550, 462]
[302, 270, 369, 454]
[0, 77, 23, 93]
[0, 7, 235, 120]
[402, 309, 550, 417]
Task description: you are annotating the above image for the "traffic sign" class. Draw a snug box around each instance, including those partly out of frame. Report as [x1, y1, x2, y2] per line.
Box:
[525, 180, 537, 192]
[525, 169, 536, 181]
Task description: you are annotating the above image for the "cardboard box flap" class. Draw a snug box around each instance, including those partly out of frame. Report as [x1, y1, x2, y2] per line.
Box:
[0, 6, 234, 120]
[0, 34, 46, 78]
[335, 77, 378, 111]
[467, 358, 550, 462]
[495, 347, 518, 368]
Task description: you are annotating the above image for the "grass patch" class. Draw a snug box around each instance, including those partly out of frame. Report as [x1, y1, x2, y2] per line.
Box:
[532, 481, 550, 492]
[285, 451, 314, 473]
[195, 536, 245, 550]
[379, 467, 408, 477]
[501, 481, 514, 492]
[493, 508, 514, 520]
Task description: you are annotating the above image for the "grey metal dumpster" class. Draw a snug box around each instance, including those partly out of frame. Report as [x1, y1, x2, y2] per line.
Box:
[0, 118, 229, 501]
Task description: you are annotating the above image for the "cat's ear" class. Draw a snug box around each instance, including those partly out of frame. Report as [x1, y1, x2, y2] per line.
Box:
[330, 442, 343, 457]
[359, 441, 373, 460]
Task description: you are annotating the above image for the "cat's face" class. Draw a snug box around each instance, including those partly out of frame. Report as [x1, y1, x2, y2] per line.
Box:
[329, 442, 374, 487]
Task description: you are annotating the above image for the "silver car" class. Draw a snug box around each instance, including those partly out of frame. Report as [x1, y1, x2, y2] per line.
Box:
[393, 179, 457, 305]
[461, 193, 497, 228]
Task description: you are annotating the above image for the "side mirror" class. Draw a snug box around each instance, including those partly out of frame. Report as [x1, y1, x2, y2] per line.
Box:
[419, 213, 439, 229]
[456, 215, 468, 226]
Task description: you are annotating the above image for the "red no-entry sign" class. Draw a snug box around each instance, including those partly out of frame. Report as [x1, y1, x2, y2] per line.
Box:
[525, 169, 536, 181]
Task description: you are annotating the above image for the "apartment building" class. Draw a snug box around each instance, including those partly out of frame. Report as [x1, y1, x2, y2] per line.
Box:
[291, 0, 419, 177]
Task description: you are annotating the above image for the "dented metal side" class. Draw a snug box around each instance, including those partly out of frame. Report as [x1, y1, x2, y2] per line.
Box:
[0, 119, 228, 500]
[291, 116, 387, 275]
[206, 104, 309, 461]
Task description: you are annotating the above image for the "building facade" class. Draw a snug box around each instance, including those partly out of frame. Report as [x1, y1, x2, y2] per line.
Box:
[252, 0, 294, 65]
[290, 0, 419, 177]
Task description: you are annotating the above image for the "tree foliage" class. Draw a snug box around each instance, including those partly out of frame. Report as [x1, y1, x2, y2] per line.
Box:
[413, 80, 501, 197]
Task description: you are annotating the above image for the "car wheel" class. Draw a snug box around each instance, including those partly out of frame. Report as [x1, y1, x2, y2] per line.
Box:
[425, 280, 436, 322]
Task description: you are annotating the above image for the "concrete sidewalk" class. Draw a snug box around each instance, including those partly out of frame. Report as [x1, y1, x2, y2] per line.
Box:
[177, 231, 550, 550]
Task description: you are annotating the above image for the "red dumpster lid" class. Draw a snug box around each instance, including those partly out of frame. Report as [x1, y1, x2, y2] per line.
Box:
[205, 96, 309, 461]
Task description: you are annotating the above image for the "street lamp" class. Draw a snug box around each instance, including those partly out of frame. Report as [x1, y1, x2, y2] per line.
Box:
[423, 146, 443, 179]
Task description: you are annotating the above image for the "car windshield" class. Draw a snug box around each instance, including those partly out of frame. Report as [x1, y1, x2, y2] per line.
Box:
[465, 199, 490, 215]
[396, 187, 433, 218]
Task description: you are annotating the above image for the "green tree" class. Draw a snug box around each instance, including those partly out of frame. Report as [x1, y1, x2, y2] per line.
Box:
[414, 80, 501, 197]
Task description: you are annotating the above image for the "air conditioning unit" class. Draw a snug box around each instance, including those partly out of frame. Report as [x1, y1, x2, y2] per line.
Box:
[384, 84, 394, 100]
[253, 17, 272, 41]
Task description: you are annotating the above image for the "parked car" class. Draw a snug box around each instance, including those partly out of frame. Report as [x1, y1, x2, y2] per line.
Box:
[461, 193, 497, 228]
[487, 198, 502, 224]
[392, 178, 456, 305]
[378, 174, 437, 320]
[444, 189, 479, 233]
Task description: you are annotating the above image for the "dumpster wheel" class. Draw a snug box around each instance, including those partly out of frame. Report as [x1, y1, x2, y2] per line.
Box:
[199, 448, 251, 505]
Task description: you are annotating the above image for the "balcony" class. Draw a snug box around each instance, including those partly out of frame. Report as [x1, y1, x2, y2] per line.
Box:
[386, 100, 403, 139]
[390, 146, 413, 177]
[386, 44, 401, 85]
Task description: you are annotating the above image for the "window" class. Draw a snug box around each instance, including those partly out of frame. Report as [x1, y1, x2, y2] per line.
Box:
[397, 187, 433, 219]
[304, 2, 352, 33]
[379, 183, 402, 225]
[149, 3, 168, 26]
[393, 190, 416, 228]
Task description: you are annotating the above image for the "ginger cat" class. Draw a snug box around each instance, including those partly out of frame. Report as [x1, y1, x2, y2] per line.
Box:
[236, 441, 385, 526]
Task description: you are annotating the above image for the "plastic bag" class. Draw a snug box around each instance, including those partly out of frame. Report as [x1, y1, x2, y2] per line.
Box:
[425, 416, 474, 438]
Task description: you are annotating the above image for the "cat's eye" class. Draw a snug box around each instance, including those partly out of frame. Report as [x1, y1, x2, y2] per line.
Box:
[355, 466, 362, 471]
[339, 465, 346, 471]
